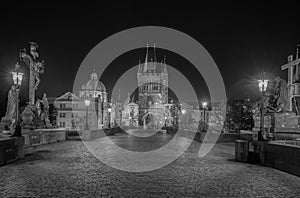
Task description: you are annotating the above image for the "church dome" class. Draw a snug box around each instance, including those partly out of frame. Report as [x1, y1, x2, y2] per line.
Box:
[81, 71, 106, 92]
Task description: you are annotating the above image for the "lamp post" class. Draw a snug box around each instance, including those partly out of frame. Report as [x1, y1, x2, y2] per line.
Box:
[181, 109, 186, 115]
[129, 116, 132, 126]
[11, 63, 24, 137]
[101, 97, 104, 128]
[181, 109, 186, 128]
[202, 101, 208, 123]
[164, 116, 167, 127]
[258, 74, 269, 141]
[108, 106, 112, 128]
[84, 99, 90, 130]
[119, 106, 122, 126]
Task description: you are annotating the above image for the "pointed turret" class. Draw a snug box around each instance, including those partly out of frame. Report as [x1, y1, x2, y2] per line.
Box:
[153, 43, 157, 70]
[142, 44, 160, 73]
[126, 92, 131, 103]
[162, 55, 167, 74]
[138, 59, 142, 73]
[143, 44, 149, 72]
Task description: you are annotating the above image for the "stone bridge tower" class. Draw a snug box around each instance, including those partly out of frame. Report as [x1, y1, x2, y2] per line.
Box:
[137, 44, 168, 127]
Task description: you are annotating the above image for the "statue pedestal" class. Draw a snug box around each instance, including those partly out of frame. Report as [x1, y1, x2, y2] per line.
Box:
[254, 112, 300, 129]
[21, 104, 34, 129]
[0, 117, 13, 131]
[253, 112, 300, 140]
[33, 118, 45, 129]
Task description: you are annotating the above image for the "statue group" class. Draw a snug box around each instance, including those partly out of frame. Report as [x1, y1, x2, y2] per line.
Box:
[20, 93, 51, 128]
[262, 76, 289, 113]
[0, 42, 50, 131]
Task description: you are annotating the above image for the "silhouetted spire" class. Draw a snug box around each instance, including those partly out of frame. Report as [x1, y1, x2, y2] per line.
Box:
[143, 44, 149, 72]
[163, 55, 167, 73]
[138, 59, 142, 73]
[153, 43, 157, 70]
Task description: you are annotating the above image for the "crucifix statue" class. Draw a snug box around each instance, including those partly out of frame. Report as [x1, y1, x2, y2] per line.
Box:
[19, 42, 45, 105]
[280, 45, 300, 112]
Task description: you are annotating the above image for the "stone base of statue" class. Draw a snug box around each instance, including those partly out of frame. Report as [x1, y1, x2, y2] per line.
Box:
[44, 119, 53, 129]
[33, 118, 45, 129]
[253, 112, 300, 140]
[21, 105, 34, 130]
[0, 117, 13, 131]
[254, 112, 300, 129]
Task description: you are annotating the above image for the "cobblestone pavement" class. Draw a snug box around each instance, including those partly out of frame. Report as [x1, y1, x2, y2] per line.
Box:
[1, 131, 300, 197]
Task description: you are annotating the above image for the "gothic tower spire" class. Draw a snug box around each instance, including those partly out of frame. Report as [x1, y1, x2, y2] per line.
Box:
[163, 55, 167, 73]
[153, 43, 157, 71]
[138, 59, 142, 73]
[143, 44, 149, 72]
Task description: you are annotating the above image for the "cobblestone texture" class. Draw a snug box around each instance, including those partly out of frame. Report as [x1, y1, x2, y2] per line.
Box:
[0, 132, 300, 197]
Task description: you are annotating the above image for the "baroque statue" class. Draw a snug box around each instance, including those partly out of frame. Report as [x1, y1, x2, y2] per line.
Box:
[18, 42, 46, 129]
[259, 76, 289, 114]
[1, 85, 18, 129]
[40, 93, 50, 125]
[273, 76, 289, 112]
[19, 42, 44, 105]
[19, 45, 44, 90]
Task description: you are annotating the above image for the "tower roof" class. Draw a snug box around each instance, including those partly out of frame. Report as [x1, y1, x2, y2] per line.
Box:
[138, 44, 167, 74]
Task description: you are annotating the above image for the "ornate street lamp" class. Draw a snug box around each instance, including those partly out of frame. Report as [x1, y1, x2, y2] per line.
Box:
[84, 99, 90, 130]
[181, 109, 186, 114]
[258, 74, 269, 141]
[258, 80, 268, 92]
[108, 106, 112, 128]
[129, 116, 132, 126]
[202, 101, 208, 123]
[164, 116, 167, 127]
[98, 95, 104, 128]
[11, 63, 24, 137]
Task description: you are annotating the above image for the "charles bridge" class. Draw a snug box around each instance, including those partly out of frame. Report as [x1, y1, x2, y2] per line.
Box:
[1, 129, 300, 197]
[0, 38, 300, 198]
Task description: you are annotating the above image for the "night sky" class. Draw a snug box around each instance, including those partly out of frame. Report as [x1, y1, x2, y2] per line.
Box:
[0, 2, 299, 116]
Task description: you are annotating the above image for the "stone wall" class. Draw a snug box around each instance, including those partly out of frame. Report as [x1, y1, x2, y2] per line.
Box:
[67, 127, 125, 141]
[260, 141, 300, 177]
[0, 136, 25, 166]
[23, 129, 66, 154]
[166, 127, 243, 143]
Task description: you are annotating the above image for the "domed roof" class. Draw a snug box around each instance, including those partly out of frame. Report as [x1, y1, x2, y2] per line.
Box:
[81, 71, 106, 92]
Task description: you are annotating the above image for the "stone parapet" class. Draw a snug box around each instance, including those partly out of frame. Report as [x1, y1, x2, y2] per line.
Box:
[23, 129, 66, 154]
[0, 136, 25, 166]
[254, 112, 300, 129]
[253, 141, 300, 177]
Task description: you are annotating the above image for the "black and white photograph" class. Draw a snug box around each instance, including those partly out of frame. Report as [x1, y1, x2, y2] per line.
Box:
[0, 2, 300, 197]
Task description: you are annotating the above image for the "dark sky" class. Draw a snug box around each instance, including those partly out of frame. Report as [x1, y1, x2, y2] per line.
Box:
[0, 2, 299, 115]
